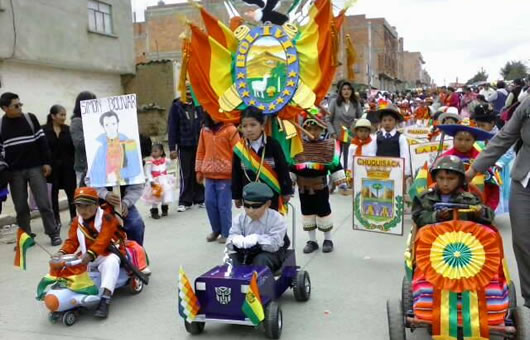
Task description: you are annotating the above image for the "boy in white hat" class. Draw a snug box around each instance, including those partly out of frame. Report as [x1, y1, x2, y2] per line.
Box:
[347, 118, 377, 172]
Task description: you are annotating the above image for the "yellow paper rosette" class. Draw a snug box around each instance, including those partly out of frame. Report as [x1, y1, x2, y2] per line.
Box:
[415, 220, 502, 292]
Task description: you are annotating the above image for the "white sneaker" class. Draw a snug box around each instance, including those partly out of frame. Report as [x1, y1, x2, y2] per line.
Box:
[177, 205, 190, 212]
[197, 203, 206, 208]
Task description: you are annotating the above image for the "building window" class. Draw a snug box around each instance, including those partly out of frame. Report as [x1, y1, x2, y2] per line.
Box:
[88, 0, 113, 35]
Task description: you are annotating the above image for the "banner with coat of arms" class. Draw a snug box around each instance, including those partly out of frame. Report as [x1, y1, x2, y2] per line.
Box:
[352, 156, 405, 236]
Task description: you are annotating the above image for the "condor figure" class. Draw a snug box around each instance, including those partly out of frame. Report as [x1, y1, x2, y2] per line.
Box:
[241, 0, 289, 25]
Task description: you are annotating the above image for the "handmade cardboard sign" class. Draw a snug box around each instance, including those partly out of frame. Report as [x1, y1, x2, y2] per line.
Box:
[81, 94, 144, 188]
[409, 141, 452, 177]
[353, 156, 405, 235]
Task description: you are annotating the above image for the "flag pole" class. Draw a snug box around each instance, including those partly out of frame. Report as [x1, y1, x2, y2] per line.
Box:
[33, 240, 53, 257]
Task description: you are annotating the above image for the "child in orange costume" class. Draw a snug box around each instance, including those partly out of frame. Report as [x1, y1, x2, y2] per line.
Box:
[56, 187, 125, 319]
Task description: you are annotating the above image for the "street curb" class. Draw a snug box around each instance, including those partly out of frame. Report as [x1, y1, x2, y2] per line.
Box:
[0, 197, 69, 227]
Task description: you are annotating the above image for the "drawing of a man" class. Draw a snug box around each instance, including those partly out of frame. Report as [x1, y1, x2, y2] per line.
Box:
[88, 110, 141, 186]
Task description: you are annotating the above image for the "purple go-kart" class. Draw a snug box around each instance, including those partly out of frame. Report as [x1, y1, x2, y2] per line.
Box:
[184, 204, 311, 339]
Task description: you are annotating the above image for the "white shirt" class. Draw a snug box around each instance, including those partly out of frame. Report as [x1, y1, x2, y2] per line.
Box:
[249, 135, 265, 153]
[379, 128, 411, 176]
[347, 137, 377, 171]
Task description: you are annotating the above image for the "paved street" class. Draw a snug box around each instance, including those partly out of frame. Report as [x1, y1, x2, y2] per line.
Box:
[0, 193, 520, 340]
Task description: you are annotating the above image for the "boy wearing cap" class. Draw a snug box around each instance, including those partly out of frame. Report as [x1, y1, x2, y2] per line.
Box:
[56, 187, 126, 319]
[227, 183, 287, 271]
[412, 156, 494, 228]
[291, 116, 348, 254]
[376, 105, 411, 176]
[347, 118, 377, 171]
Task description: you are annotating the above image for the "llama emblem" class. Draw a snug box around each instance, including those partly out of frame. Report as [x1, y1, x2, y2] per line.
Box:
[233, 24, 300, 115]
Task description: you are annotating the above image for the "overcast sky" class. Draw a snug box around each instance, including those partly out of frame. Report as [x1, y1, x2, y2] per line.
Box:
[131, 0, 530, 85]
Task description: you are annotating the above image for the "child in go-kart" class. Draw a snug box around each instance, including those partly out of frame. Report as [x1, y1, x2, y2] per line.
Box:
[55, 187, 126, 319]
[412, 155, 494, 228]
[227, 182, 287, 272]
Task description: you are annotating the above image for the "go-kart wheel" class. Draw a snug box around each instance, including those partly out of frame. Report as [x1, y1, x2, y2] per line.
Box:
[293, 270, 311, 302]
[62, 311, 77, 327]
[508, 282, 517, 310]
[386, 299, 406, 340]
[514, 306, 530, 340]
[48, 312, 60, 324]
[184, 320, 205, 335]
[263, 301, 282, 339]
[401, 276, 413, 325]
[129, 277, 144, 295]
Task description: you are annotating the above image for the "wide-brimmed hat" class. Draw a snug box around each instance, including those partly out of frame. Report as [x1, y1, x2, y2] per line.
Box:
[471, 104, 497, 122]
[438, 107, 461, 123]
[437, 124, 494, 141]
[353, 118, 372, 130]
[376, 104, 403, 122]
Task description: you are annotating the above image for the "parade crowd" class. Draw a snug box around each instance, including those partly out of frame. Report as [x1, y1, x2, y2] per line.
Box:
[1, 74, 530, 319]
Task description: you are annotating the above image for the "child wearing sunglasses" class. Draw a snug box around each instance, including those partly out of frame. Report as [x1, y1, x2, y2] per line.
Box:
[227, 182, 288, 272]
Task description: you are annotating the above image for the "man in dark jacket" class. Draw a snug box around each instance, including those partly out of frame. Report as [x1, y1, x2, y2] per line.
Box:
[167, 88, 204, 211]
[0, 92, 61, 245]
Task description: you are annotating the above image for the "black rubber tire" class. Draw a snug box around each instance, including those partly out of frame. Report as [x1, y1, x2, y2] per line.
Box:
[184, 320, 205, 335]
[129, 277, 144, 295]
[264, 301, 283, 339]
[48, 312, 60, 324]
[401, 276, 413, 317]
[514, 306, 530, 340]
[386, 299, 406, 340]
[508, 282, 517, 310]
[293, 270, 311, 302]
[62, 311, 77, 327]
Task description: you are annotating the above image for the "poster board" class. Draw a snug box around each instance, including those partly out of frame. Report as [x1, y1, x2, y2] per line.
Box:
[403, 126, 431, 141]
[409, 141, 453, 177]
[353, 156, 405, 235]
[81, 94, 144, 188]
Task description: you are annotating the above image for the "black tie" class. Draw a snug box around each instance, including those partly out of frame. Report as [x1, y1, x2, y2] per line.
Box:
[385, 132, 392, 139]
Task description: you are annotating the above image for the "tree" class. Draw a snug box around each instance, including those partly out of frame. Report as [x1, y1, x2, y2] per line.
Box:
[372, 183, 383, 198]
[466, 68, 488, 85]
[501, 61, 528, 81]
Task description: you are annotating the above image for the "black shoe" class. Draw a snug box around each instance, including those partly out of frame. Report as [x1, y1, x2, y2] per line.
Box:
[50, 234, 62, 246]
[322, 240, 334, 253]
[161, 205, 168, 217]
[150, 208, 161, 220]
[94, 298, 110, 318]
[303, 241, 319, 254]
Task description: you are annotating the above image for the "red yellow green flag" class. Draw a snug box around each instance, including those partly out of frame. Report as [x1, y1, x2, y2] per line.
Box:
[14, 228, 35, 270]
[242, 271, 265, 325]
[199, 7, 238, 52]
[296, 0, 336, 103]
[188, 24, 239, 123]
[339, 126, 352, 143]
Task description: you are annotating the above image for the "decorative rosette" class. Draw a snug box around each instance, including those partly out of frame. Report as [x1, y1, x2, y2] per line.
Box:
[415, 220, 502, 292]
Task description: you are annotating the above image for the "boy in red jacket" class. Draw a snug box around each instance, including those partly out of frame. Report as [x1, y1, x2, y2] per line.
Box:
[56, 187, 125, 318]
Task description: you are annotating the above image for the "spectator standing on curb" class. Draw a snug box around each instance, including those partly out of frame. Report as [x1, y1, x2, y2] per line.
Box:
[0, 92, 61, 246]
[168, 86, 205, 212]
[43, 104, 77, 228]
[70, 91, 96, 187]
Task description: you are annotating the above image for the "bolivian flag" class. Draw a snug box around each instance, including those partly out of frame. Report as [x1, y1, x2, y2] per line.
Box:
[242, 271, 265, 326]
[339, 126, 352, 143]
[14, 228, 35, 270]
[188, 24, 238, 123]
[296, 0, 335, 103]
[408, 161, 432, 201]
[199, 6, 238, 52]
[36, 265, 99, 300]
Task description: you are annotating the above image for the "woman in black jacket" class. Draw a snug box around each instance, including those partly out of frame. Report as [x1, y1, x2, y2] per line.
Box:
[43, 105, 77, 227]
